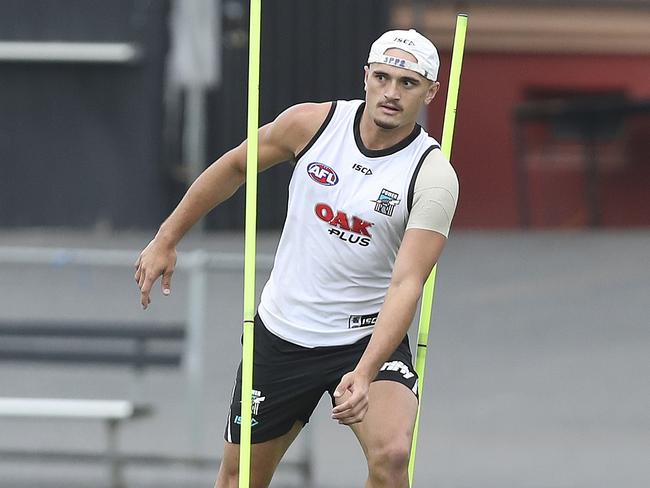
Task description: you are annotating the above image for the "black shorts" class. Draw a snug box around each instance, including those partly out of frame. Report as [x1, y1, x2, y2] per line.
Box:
[224, 314, 418, 444]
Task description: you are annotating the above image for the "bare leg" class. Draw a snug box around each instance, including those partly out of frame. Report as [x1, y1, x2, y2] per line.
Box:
[346, 381, 418, 488]
[214, 421, 303, 488]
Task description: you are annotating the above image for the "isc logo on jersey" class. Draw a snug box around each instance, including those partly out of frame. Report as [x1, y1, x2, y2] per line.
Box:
[315, 203, 373, 247]
[307, 162, 339, 186]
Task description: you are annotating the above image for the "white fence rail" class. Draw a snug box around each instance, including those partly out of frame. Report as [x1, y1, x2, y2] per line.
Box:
[0, 246, 312, 484]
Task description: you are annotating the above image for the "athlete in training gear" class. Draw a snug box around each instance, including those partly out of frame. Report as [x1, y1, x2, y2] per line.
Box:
[258, 98, 450, 348]
[135, 28, 458, 488]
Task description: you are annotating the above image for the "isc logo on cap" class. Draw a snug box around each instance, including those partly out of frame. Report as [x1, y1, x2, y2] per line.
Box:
[307, 162, 339, 186]
[393, 37, 415, 46]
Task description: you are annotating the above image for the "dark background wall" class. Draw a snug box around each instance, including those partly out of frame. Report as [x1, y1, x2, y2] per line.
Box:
[204, 0, 389, 230]
[0, 0, 388, 230]
[0, 0, 170, 229]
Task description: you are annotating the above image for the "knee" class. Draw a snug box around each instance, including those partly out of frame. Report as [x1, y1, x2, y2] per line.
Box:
[367, 440, 411, 482]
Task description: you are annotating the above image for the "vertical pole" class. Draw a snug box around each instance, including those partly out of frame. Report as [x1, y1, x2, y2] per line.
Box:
[240, 1, 262, 486]
[106, 419, 124, 488]
[186, 250, 208, 456]
[408, 13, 468, 487]
[184, 84, 208, 233]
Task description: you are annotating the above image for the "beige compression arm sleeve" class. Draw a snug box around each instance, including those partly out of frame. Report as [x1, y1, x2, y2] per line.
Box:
[406, 148, 459, 237]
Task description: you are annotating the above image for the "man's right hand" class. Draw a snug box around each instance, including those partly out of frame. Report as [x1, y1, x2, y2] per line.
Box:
[130, 102, 331, 310]
[134, 238, 177, 309]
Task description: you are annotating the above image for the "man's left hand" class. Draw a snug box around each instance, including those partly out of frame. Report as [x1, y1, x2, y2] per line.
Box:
[331, 370, 371, 425]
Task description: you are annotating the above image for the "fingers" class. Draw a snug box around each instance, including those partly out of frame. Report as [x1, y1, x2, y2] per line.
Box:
[140, 292, 151, 309]
[134, 256, 142, 284]
[135, 263, 173, 310]
[140, 275, 155, 309]
[332, 374, 369, 425]
[136, 266, 173, 308]
[332, 390, 368, 425]
[333, 374, 352, 400]
[137, 265, 147, 290]
[161, 269, 173, 296]
[134, 242, 176, 309]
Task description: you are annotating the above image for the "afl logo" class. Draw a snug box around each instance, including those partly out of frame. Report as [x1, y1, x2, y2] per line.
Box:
[307, 162, 339, 186]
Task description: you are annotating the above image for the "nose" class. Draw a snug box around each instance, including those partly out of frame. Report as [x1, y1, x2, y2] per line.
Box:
[384, 80, 400, 101]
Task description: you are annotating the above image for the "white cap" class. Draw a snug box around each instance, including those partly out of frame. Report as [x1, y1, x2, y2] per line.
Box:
[367, 29, 439, 82]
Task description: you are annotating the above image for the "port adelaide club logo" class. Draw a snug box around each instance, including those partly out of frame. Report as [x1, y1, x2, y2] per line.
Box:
[307, 162, 339, 186]
[372, 188, 401, 217]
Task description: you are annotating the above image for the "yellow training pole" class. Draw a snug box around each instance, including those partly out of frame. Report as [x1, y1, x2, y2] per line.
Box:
[408, 13, 468, 486]
[239, 0, 262, 486]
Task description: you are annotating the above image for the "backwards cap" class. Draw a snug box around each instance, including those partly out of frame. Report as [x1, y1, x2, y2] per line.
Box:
[367, 29, 439, 82]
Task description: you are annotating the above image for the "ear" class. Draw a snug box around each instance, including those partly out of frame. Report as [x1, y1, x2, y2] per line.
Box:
[363, 65, 369, 91]
[424, 81, 440, 105]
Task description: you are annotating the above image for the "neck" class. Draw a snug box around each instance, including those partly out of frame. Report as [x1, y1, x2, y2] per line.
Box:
[359, 108, 416, 151]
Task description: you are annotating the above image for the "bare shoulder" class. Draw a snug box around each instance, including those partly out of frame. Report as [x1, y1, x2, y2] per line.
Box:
[279, 101, 333, 132]
[267, 102, 334, 158]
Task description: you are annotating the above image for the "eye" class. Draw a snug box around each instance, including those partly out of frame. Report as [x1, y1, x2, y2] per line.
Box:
[375, 73, 386, 81]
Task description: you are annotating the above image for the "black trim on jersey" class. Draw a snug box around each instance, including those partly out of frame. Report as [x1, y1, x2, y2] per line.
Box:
[406, 144, 441, 212]
[353, 102, 422, 158]
[294, 101, 337, 162]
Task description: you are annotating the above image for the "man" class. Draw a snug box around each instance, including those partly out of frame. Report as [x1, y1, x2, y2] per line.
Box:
[135, 29, 458, 488]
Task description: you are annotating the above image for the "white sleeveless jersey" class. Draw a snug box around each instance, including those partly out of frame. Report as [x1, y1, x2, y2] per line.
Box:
[258, 99, 441, 347]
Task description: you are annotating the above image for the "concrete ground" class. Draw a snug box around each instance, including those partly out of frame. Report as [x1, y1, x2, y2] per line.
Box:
[0, 229, 648, 488]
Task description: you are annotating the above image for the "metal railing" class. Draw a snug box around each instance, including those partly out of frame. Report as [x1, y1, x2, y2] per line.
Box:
[0, 245, 313, 486]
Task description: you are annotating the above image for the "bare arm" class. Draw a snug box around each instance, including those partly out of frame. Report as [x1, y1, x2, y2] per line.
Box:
[135, 102, 333, 308]
[332, 228, 447, 424]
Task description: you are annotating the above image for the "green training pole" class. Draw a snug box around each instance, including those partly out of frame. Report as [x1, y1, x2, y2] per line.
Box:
[239, 0, 262, 486]
[408, 13, 468, 486]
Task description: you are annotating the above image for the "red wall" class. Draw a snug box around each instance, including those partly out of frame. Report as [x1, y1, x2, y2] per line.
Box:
[427, 53, 650, 228]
